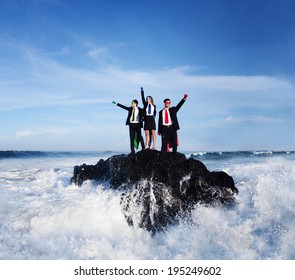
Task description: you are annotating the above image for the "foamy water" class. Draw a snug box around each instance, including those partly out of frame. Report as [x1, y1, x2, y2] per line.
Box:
[1, 151, 295, 259]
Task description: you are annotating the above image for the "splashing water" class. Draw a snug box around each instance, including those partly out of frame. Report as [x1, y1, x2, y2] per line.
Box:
[1, 151, 295, 259]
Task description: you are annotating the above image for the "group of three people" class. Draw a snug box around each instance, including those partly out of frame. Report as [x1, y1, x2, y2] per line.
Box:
[112, 87, 188, 159]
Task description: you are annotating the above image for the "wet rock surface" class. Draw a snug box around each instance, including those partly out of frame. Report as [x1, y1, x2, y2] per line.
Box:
[71, 150, 238, 232]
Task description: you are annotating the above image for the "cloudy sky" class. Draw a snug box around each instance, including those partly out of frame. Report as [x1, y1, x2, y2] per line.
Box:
[0, 0, 295, 152]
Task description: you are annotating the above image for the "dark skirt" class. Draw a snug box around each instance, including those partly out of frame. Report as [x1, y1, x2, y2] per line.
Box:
[143, 116, 156, 130]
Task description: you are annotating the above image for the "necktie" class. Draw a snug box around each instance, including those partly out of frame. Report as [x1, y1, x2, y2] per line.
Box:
[131, 108, 135, 122]
[165, 108, 169, 124]
[148, 104, 151, 115]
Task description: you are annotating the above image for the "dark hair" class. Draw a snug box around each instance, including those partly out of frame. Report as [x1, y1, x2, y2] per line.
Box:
[146, 96, 154, 105]
[132, 99, 138, 105]
[163, 98, 170, 103]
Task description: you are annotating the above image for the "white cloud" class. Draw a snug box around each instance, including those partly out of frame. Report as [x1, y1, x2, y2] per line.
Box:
[1, 41, 295, 151]
[16, 130, 34, 138]
[87, 47, 108, 59]
[225, 115, 282, 123]
[1, 43, 294, 113]
[60, 47, 70, 55]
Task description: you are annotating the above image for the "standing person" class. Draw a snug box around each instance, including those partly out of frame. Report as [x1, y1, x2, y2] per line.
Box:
[158, 94, 188, 159]
[112, 99, 145, 155]
[140, 87, 157, 150]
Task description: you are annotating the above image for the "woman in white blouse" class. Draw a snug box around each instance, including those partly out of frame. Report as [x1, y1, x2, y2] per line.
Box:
[141, 87, 157, 150]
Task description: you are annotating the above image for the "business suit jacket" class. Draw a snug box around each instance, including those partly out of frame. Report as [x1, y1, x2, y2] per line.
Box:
[158, 98, 186, 134]
[117, 103, 143, 127]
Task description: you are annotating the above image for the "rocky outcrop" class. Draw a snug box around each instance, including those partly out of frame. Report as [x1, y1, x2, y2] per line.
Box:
[71, 150, 238, 232]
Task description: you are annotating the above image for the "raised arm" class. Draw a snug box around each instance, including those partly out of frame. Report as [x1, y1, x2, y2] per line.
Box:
[112, 101, 129, 111]
[140, 87, 146, 105]
[175, 94, 188, 112]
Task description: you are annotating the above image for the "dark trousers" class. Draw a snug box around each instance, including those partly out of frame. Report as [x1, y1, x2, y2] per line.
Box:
[129, 123, 144, 153]
[161, 125, 177, 158]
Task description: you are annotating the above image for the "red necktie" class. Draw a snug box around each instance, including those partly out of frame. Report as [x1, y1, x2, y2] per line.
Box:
[165, 109, 169, 124]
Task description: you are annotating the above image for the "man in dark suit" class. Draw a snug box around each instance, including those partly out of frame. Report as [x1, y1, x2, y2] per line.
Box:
[158, 94, 188, 159]
[113, 99, 145, 154]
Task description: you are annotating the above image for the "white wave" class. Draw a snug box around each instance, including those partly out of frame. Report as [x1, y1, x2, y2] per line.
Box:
[0, 153, 295, 259]
[253, 150, 273, 155]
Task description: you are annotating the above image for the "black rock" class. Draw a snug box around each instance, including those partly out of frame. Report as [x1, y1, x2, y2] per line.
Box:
[70, 150, 238, 233]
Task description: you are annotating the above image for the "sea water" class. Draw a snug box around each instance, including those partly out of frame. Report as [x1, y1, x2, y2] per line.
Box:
[0, 150, 295, 260]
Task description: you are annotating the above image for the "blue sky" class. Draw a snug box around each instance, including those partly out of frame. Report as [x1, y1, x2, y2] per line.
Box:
[0, 0, 295, 152]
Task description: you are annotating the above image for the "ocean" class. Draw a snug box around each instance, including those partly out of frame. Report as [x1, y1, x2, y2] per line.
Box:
[0, 150, 295, 260]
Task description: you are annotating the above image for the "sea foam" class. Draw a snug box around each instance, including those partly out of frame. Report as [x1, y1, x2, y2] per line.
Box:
[0, 151, 295, 259]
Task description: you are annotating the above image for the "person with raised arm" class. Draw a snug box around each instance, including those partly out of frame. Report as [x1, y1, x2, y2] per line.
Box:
[140, 87, 157, 150]
[112, 99, 145, 155]
[158, 94, 188, 160]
